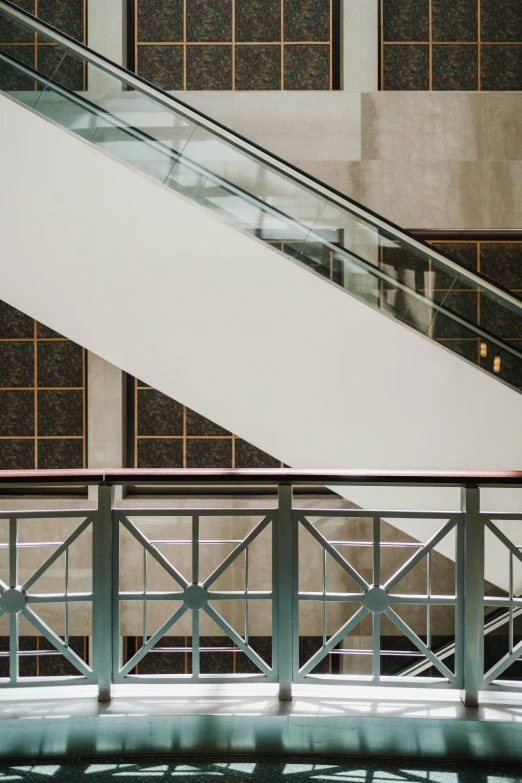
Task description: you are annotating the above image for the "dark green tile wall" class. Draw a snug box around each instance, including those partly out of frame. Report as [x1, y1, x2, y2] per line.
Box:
[381, 241, 522, 391]
[132, 378, 284, 468]
[0, 1, 86, 91]
[132, 0, 339, 90]
[0, 300, 86, 470]
[381, 0, 522, 90]
[0, 636, 88, 679]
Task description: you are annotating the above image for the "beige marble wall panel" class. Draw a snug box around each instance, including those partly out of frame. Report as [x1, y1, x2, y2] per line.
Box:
[362, 93, 487, 164]
[174, 92, 362, 163]
[291, 160, 362, 201]
[0, 492, 464, 644]
[359, 161, 488, 229]
[488, 161, 522, 228]
[0, 498, 97, 636]
[486, 94, 522, 162]
[116, 495, 460, 638]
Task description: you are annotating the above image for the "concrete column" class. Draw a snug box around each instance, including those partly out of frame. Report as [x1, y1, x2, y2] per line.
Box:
[87, 0, 126, 64]
[87, 351, 124, 469]
[342, 0, 379, 92]
[87, 0, 126, 95]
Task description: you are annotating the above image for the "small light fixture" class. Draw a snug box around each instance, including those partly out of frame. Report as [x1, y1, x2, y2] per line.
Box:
[493, 356, 501, 373]
[480, 342, 487, 358]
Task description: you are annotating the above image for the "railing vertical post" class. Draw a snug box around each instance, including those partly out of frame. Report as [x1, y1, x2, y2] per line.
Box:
[93, 483, 114, 702]
[461, 485, 484, 708]
[277, 483, 294, 701]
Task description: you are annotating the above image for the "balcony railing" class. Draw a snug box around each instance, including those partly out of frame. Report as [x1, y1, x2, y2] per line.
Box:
[0, 469, 521, 708]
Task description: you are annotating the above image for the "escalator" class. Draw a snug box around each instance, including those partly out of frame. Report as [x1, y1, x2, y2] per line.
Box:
[1, 0, 520, 394]
[1, 0, 521, 595]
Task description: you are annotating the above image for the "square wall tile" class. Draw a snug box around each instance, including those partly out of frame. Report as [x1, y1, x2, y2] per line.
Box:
[0, 390, 34, 436]
[37, 341, 83, 387]
[382, 45, 429, 90]
[284, 44, 330, 90]
[0, 438, 35, 469]
[432, 0, 477, 42]
[284, 0, 330, 42]
[432, 44, 478, 90]
[37, 322, 64, 338]
[480, 296, 522, 339]
[138, 438, 183, 468]
[382, 245, 430, 292]
[185, 407, 230, 436]
[481, 46, 522, 91]
[138, 389, 183, 436]
[37, 389, 83, 436]
[38, 636, 86, 676]
[0, 301, 33, 339]
[0, 44, 35, 90]
[429, 242, 478, 272]
[134, 636, 187, 674]
[235, 45, 280, 90]
[431, 291, 478, 338]
[235, 0, 281, 43]
[137, 0, 184, 43]
[234, 439, 280, 468]
[0, 342, 34, 387]
[186, 45, 232, 89]
[38, 438, 83, 469]
[186, 0, 232, 42]
[37, 46, 84, 91]
[37, 0, 84, 42]
[0, 0, 35, 43]
[137, 44, 184, 90]
[480, 243, 522, 292]
[186, 438, 232, 467]
[382, 0, 429, 42]
[481, 0, 522, 42]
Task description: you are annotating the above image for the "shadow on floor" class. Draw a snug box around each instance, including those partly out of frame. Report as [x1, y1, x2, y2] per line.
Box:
[0, 757, 520, 782]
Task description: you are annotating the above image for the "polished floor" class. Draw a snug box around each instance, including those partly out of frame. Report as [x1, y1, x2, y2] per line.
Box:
[0, 757, 520, 782]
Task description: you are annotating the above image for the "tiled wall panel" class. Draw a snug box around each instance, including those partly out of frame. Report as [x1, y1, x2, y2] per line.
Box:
[381, 240, 522, 390]
[0, 0, 87, 91]
[130, 378, 283, 469]
[381, 0, 522, 90]
[130, 0, 340, 90]
[0, 300, 86, 470]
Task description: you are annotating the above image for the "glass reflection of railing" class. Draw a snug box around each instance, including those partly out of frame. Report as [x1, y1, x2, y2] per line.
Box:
[1, 0, 521, 391]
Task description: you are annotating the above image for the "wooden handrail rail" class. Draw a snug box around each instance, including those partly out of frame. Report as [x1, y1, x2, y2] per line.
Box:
[0, 468, 521, 487]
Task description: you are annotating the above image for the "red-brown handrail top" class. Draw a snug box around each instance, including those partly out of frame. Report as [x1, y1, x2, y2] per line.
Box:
[0, 468, 520, 487]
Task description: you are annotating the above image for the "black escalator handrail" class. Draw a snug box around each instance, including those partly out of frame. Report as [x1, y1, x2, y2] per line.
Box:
[1, 0, 522, 317]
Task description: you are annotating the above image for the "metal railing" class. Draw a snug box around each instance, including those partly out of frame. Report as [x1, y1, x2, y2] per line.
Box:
[0, 469, 521, 708]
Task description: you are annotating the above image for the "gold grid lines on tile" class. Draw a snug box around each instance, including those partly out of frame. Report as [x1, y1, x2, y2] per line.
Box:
[380, 0, 522, 91]
[0, 319, 87, 470]
[428, 240, 521, 375]
[378, 238, 521, 376]
[134, 378, 284, 469]
[132, 0, 339, 91]
[1, 0, 88, 91]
